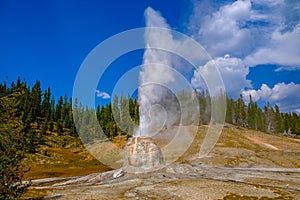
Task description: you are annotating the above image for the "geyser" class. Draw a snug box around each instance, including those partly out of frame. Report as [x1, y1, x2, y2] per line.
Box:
[123, 136, 164, 172]
[123, 8, 170, 172]
[124, 7, 175, 172]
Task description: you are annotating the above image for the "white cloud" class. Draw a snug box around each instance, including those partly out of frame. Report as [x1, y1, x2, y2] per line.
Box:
[189, 0, 300, 69]
[95, 90, 110, 99]
[244, 25, 300, 68]
[192, 55, 251, 98]
[242, 82, 300, 112]
[242, 89, 261, 102]
[195, 0, 255, 57]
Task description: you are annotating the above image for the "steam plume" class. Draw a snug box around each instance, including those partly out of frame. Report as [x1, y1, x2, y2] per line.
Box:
[135, 7, 176, 136]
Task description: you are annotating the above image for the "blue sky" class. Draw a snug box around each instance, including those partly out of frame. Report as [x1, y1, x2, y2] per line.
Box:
[1, 0, 300, 113]
[0, 0, 182, 97]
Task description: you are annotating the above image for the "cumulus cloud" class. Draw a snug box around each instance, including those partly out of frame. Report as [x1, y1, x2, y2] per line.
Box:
[189, 0, 278, 58]
[192, 55, 251, 98]
[244, 25, 300, 68]
[195, 0, 254, 57]
[242, 82, 300, 112]
[189, 0, 300, 68]
[95, 90, 110, 99]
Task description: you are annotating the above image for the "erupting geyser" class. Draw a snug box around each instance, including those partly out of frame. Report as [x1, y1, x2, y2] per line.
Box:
[123, 7, 172, 172]
[123, 136, 164, 172]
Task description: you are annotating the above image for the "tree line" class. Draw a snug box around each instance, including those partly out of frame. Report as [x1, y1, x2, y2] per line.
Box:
[0, 78, 140, 142]
[1, 78, 299, 142]
[225, 94, 300, 135]
[74, 94, 139, 143]
[195, 91, 300, 135]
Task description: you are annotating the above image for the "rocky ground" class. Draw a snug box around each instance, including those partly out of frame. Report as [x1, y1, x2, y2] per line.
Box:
[28, 126, 300, 199]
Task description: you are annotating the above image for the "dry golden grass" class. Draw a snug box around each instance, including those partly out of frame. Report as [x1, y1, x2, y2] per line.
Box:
[176, 125, 300, 168]
[23, 132, 112, 180]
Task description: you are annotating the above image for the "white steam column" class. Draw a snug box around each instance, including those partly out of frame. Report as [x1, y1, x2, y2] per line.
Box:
[124, 7, 173, 172]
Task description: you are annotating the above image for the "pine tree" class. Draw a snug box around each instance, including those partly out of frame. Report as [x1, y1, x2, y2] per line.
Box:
[264, 102, 275, 133]
[246, 95, 256, 129]
[50, 96, 55, 121]
[120, 94, 132, 134]
[41, 119, 48, 135]
[49, 120, 54, 132]
[112, 95, 120, 125]
[30, 80, 42, 122]
[226, 97, 236, 124]
[55, 96, 63, 121]
[198, 90, 208, 124]
[274, 104, 283, 133]
[291, 112, 300, 135]
[236, 94, 246, 127]
[41, 86, 51, 120]
[57, 120, 63, 135]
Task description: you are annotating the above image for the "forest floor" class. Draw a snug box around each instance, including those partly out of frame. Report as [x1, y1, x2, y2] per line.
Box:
[23, 125, 300, 199]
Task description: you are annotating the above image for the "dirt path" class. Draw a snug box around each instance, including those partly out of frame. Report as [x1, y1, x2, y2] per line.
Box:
[245, 136, 280, 150]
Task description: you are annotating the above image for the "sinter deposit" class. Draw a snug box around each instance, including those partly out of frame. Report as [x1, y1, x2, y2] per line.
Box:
[124, 136, 164, 172]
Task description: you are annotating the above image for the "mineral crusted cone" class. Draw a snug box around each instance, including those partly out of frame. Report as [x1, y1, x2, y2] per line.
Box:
[124, 136, 164, 172]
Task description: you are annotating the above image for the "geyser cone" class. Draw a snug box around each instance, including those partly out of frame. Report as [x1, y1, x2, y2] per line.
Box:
[124, 136, 164, 173]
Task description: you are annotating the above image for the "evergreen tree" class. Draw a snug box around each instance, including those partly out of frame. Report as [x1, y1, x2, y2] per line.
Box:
[246, 95, 256, 129]
[30, 80, 42, 122]
[55, 96, 63, 121]
[112, 95, 120, 126]
[226, 97, 235, 124]
[50, 96, 55, 121]
[274, 104, 283, 133]
[264, 102, 275, 133]
[0, 89, 40, 199]
[236, 94, 246, 127]
[41, 86, 51, 120]
[57, 120, 63, 135]
[292, 112, 300, 135]
[120, 94, 133, 135]
[41, 119, 48, 135]
[49, 120, 54, 132]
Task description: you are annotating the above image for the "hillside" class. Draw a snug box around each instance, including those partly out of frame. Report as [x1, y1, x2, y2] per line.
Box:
[24, 125, 300, 199]
[23, 131, 111, 180]
[181, 125, 300, 168]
